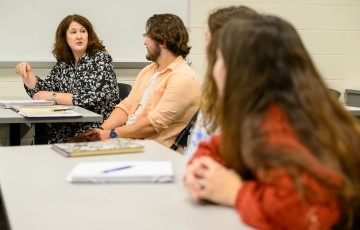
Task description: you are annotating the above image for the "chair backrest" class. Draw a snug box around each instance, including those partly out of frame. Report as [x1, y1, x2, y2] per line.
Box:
[170, 111, 199, 151]
[329, 88, 341, 99]
[118, 83, 132, 101]
[345, 89, 360, 107]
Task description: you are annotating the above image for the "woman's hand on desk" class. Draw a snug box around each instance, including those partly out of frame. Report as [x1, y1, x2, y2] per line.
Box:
[33, 91, 53, 101]
[15, 62, 36, 88]
[33, 91, 74, 105]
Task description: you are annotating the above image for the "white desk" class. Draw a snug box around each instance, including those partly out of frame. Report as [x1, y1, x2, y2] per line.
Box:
[0, 140, 251, 230]
[0, 106, 103, 145]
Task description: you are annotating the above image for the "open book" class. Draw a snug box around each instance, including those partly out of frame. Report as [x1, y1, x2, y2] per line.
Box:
[16, 105, 81, 118]
[66, 161, 174, 183]
[52, 138, 144, 157]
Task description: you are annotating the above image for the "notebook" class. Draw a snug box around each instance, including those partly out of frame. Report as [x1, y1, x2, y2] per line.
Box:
[52, 139, 144, 157]
[66, 161, 174, 183]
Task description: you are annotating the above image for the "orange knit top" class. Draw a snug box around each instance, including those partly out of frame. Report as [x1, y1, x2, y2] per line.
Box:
[189, 105, 341, 230]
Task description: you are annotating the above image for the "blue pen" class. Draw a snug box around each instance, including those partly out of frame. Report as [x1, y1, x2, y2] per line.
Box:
[102, 165, 133, 174]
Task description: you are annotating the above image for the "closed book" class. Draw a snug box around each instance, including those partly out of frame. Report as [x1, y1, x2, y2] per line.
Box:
[52, 139, 144, 157]
[66, 161, 174, 183]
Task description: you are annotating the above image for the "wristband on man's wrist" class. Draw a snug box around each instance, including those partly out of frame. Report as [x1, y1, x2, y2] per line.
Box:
[110, 128, 118, 138]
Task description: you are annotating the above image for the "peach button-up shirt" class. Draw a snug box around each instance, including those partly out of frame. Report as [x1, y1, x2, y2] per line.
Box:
[116, 56, 200, 149]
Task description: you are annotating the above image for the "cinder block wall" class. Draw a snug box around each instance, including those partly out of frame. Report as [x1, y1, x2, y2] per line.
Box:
[188, 0, 360, 100]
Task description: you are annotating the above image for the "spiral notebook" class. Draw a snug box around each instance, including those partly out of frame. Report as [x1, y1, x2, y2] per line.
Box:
[66, 161, 174, 183]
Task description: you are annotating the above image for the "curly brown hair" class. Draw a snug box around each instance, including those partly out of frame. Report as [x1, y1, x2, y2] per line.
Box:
[145, 14, 190, 58]
[201, 6, 257, 133]
[52, 14, 105, 62]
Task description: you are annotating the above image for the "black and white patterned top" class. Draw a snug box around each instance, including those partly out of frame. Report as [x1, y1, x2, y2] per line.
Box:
[25, 51, 119, 143]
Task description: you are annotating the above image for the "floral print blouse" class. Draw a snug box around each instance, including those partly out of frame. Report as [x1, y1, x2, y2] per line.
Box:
[25, 51, 119, 143]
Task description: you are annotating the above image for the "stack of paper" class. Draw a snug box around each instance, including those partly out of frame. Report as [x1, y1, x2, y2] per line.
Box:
[66, 161, 174, 183]
[16, 106, 81, 118]
[0, 99, 55, 109]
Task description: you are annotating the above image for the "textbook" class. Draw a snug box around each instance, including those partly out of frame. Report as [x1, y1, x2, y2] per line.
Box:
[66, 161, 174, 183]
[0, 99, 55, 109]
[16, 106, 82, 118]
[52, 139, 144, 157]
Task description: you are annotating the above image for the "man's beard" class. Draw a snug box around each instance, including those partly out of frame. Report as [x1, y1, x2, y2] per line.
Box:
[146, 43, 161, 62]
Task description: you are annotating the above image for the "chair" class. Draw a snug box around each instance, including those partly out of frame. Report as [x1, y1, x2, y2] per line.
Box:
[118, 83, 132, 101]
[329, 88, 341, 99]
[170, 111, 199, 151]
[344, 89, 360, 107]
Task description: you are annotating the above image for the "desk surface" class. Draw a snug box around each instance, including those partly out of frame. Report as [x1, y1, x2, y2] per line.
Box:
[0, 106, 103, 124]
[0, 140, 251, 230]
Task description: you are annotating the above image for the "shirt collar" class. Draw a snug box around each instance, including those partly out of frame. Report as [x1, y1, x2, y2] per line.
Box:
[153, 56, 185, 74]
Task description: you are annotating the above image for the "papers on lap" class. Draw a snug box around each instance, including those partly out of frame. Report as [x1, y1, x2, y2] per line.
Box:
[0, 99, 55, 109]
[52, 138, 144, 157]
[16, 105, 81, 118]
[66, 161, 174, 183]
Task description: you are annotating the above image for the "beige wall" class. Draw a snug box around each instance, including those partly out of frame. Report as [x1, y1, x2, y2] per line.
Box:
[1, 0, 360, 143]
[188, 0, 360, 101]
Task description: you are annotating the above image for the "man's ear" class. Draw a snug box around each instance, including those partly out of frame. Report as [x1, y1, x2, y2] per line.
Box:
[159, 41, 166, 49]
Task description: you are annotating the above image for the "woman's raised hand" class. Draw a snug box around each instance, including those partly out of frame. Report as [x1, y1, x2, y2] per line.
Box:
[15, 62, 36, 88]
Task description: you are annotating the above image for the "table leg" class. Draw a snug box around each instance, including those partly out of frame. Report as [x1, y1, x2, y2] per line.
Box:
[34, 123, 48, 145]
[9, 124, 20, 146]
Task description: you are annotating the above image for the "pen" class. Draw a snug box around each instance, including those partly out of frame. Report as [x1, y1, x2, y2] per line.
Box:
[52, 108, 72, 112]
[102, 165, 133, 174]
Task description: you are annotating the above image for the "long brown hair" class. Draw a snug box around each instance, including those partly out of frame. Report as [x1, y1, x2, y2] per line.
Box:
[201, 6, 257, 132]
[52, 14, 105, 62]
[145, 14, 190, 59]
[218, 15, 360, 229]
